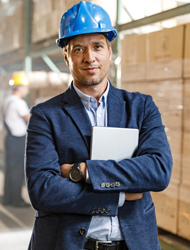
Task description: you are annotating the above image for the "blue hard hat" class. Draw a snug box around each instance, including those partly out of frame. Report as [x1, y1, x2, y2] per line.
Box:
[56, 1, 117, 48]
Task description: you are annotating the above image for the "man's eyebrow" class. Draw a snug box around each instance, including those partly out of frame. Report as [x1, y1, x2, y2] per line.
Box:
[72, 41, 106, 48]
[72, 44, 84, 48]
[92, 41, 105, 45]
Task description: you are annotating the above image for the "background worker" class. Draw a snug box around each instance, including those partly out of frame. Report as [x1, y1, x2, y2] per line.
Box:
[3, 72, 30, 207]
[25, 1, 173, 250]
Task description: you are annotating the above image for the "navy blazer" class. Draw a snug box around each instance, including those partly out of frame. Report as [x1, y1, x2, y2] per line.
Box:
[25, 82, 172, 250]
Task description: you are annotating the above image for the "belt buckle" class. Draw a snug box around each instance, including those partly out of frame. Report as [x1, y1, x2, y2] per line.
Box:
[95, 240, 112, 249]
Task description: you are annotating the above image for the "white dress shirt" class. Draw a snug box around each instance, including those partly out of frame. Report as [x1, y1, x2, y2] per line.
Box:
[73, 82, 125, 241]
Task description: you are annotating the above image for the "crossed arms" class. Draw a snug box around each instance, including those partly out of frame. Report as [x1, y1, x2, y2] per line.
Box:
[60, 163, 143, 201]
[25, 94, 172, 215]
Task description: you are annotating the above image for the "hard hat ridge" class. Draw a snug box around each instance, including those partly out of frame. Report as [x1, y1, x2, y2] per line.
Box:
[56, 1, 117, 48]
[72, 1, 98, 32]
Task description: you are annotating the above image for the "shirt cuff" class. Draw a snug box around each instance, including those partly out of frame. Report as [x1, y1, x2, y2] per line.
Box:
[118, 192, 125, 207]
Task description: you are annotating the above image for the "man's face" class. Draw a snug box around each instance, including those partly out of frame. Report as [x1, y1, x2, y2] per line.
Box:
[64, 33, 112, 89]
[18, 85, 29, 98]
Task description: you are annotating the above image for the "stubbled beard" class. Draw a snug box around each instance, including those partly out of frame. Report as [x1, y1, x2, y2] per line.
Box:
[76, 72, 107, 87]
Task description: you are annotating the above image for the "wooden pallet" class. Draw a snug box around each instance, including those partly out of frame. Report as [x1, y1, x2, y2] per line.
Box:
[158, 229, 190, 250]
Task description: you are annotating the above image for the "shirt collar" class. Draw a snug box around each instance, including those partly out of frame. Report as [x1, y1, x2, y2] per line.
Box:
[73, 81, 110, 110]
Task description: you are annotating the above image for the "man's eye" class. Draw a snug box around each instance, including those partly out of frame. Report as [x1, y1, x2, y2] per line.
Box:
[74, 48, 83, 52]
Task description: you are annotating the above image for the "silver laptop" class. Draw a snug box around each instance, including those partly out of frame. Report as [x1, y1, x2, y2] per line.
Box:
[90, 127, 139, 161]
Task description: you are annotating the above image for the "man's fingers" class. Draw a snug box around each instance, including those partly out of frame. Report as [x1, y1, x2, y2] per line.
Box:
[60, 164, 73, 178]
[125, 193, 143, 201]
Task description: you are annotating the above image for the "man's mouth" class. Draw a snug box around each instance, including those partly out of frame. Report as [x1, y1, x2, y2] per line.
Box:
[82, 66, 99, 73]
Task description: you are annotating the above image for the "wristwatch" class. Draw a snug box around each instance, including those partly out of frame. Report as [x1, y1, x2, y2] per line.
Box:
[69, 162, 83, 182]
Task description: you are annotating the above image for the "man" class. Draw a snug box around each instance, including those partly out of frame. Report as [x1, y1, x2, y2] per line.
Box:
[25, 1, 172, 250]
[3, 72, 30, 207]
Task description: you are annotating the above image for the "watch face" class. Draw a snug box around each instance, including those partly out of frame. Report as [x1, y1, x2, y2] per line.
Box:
[69, 166, 82, 182]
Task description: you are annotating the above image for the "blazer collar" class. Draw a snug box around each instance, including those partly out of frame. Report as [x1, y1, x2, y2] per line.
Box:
[62, 82, 126, 149]
[107, 84, 126, 128]
[62, 83, 92, 150]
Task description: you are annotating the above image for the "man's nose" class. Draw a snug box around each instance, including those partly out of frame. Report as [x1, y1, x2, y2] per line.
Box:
[84, 48, 95, 63]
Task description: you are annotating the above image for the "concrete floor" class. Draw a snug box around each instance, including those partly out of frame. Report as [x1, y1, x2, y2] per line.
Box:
[0, 230, 32, 250]
[0, 154, 35, 250]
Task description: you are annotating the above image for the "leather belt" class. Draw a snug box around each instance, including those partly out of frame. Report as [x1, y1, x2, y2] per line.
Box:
[84, 237, 127, 250]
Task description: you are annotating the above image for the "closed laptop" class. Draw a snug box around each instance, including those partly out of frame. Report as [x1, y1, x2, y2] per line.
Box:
[90, 127, 139, 161]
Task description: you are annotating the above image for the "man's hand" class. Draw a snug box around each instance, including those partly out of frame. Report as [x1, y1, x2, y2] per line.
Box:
[60, 163, 87, 180]
[60, 163, 72, 178]
[125, 193, 143, 201]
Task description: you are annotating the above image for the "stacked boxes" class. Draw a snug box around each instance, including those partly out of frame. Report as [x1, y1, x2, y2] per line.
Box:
[0, 1, 24, 55]
[178, 184, 190, 240]
[121, 34, 147, 82]
[177, 23, 190, 239]
[121, 25, 184, 82]
[146, 25, 184, 80]
[182, 80, 190, 186]
[31, 0, 62, 42]
[184, 23, 190, 78]
[121, 25, 185, 235]
[150, 183, 179, 234]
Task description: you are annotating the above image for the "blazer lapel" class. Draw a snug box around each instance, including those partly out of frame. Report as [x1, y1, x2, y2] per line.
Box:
[62, 83, 126, 150]
[62, 84, 92, 150]
[107, 84, 126, 128]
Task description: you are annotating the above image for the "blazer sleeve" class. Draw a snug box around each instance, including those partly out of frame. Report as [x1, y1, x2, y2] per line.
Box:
[86, 95, 173, 193]
[25, 106, 119, 215]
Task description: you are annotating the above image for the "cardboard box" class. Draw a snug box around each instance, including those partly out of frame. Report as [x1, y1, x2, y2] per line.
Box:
[151, 183, 179, 234]
[184, 79, 190, 133]
[0, 1, 24, 55]
[33, 0, 52, 21]
[165, 129, 182, 184]
[178, 184, 190, 240]
[121, 34, 147, 82]
[147, 25, 184, 80]
[31, 17, 47, 43]
[184, 23, 190, 78]
[181, 132, 190, 186]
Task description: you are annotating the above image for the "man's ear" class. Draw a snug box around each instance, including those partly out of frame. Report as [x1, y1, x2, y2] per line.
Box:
[64, 52, 69, 66]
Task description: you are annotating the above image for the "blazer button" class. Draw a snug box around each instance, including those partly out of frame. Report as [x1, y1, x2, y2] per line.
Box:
[110, 183, 115, 188]
[96, 208, 100, 214]
[101, 183, 106, 188]
[90, 208, 96, 214]
[106, 183, 110, 188]
[115, 182, 121, 187]
[79, 228, 86, 235]
[105, 208, 111, 214]
[100, 208, 105, 214]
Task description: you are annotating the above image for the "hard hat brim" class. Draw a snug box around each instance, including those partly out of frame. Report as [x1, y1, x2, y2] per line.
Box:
[56, 28, 117, 48]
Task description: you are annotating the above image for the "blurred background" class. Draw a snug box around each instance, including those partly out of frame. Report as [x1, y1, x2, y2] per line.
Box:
[0, 0, 190, 249]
